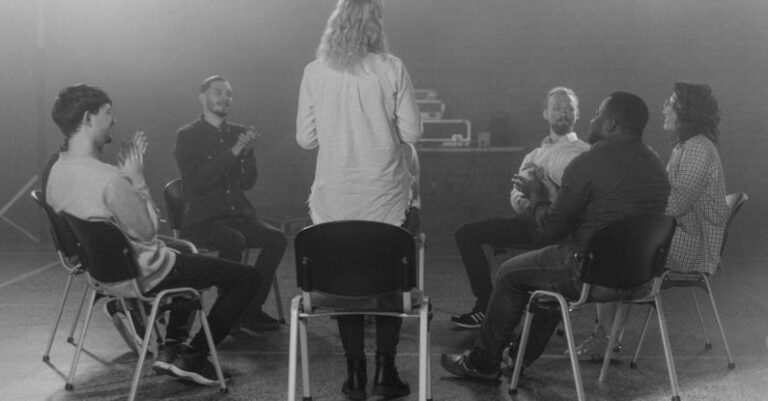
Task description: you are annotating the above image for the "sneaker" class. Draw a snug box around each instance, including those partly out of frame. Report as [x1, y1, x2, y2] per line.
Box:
[104, 299, 143, 353]
[152, 340, 187, 376]
[441, 351, 500, 381]
[450, 311, 485, 329]
[170, 351, 232, 386]
[567, 333, 622, 362]
[239, 311, 281, 333]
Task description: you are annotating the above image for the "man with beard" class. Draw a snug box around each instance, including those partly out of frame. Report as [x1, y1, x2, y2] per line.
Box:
[442, 91, 670, 380]
[174, 76, 287, 332]
[451, 87, 590, 329]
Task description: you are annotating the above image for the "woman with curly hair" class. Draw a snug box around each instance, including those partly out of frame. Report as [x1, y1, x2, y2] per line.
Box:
[572, 83, 729, 361]
[296, 0, 421, 399]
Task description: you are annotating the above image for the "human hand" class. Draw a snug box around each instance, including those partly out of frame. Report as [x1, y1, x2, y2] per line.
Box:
[511, 173, 547, 200]
[118, 132, 146, 178]
[232, 127, 259, 156]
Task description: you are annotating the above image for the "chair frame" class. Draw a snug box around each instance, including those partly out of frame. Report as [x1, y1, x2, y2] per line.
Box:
[31, 190, 90, 364]
[629, 192, 747, 371]
[509, 214, 680, 401]
[163, 178, 286, 323]
[286, 221, 432, 401]
[61, 214, 228, 401]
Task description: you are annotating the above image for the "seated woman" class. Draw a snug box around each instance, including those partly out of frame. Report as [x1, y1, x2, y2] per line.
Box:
[295, 1, 422, 399]
[573, 82, 729, 360]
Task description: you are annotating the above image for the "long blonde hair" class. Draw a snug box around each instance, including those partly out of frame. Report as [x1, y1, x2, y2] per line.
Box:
[316, 0, 389, 71]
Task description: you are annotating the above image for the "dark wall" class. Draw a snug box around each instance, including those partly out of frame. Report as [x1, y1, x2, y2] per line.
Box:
[1, 0, 766, 242]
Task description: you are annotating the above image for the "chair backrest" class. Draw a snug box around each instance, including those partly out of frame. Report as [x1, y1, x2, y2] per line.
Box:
[61, 213, 142, 285]
[30, 190, 80, 260]
[294, 220, 417, 297]
[721, 192, 748, 256]
[580, 214, 676, 289]
[163, 178, 185, 232]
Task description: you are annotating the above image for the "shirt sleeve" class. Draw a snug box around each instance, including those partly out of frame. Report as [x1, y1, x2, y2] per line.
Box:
[174, 129, 239, 193]
[296, 69, 319, 150]
[104, 175, 159, 242]
[665, 141, 711, 217]
[239, 148, 258, 190]
[394, 63, 422, 143]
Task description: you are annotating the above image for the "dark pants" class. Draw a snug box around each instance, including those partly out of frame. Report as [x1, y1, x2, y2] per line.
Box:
[182, 217, 287, 309]
[454, 215, 537, 312]
[469, 244, 581, 370]
[150, 253, 260, 354]
[336, 208, 419, 360]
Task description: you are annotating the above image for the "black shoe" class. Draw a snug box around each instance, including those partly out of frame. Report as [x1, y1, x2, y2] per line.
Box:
[170, 351, 231, 386]
[103, 299, 144, 353]
[371, 353, 410, 399]
[450, 311, 485, 329]
[441, 351, 500, 381]
[152, 340, 188, 376]
[342, 358, 367, 401]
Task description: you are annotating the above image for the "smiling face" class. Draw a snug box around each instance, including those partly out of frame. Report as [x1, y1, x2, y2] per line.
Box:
[544, 92, 579, 136]
[662, 92, 678, 132]
[200, 79, 233, 118]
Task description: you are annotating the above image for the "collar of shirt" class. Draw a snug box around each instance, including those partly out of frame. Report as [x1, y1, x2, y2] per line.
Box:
[197, 114, 230, 135]
[541, 131, 579, 146]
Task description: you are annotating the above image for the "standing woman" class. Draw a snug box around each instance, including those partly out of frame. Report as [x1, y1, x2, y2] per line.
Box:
[574, 82, 730, 359]
[296, 0, 421, 399]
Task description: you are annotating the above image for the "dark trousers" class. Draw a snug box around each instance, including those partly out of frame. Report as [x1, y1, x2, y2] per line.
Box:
[150, 253, 260, 354]
[336, 209, 419, 360]
[469, 245, 581, 370]
[454, 215, 537, 312]
[182, 217, 287, 309]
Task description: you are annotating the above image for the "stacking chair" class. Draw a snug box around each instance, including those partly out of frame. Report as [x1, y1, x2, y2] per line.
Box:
[30, 190, 90, 363]
[61, 213, 228, 400]
[163, 178, 285, 323]
[629, 192, 748, 370]
[509, 214, 678, 401]
[287, 221, 432, 401]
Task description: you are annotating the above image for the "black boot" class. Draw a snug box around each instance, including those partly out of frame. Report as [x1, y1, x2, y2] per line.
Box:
[371, 352, 410, 398]
[342, 358, 367, 400]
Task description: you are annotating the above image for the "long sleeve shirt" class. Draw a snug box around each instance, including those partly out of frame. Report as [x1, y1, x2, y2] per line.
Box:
[665, 135, 728, 273]
[296, 53, 422, 225]
[46, 155, 175, 296]
[510, 132, 590, 214]
[174, 117, 258, 229]
[531, 135, 671, 251]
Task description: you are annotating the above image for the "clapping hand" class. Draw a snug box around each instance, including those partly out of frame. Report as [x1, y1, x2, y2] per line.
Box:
[118, 131, 147, 178]
[232, 126, 260, 156]
[511, 166, 549, 201]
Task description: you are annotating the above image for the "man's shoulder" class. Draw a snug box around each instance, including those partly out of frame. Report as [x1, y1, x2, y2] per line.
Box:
[176, 119, 205, 137]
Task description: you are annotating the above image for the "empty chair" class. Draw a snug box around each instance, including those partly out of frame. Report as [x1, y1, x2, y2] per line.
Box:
[163, 178, 285, 323]
[61, 213, 227, 401]
[629, 192, 748, 370]
[287, 220, 432, 401]
[509, 214, 678, 401]
[30, 190, 89, 363]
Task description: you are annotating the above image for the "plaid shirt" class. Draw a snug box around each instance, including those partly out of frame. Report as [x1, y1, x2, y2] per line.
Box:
[665, 135, 729, 274]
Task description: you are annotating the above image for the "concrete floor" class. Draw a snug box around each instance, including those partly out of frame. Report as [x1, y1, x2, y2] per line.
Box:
[1, 229, 767, 401]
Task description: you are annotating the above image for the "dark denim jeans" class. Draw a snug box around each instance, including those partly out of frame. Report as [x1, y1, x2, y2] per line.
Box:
[469, 244, 582, 369]
[454, 216, 537, 312]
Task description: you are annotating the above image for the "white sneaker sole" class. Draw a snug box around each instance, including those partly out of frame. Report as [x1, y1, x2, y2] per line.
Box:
[169, 365, 229, 386]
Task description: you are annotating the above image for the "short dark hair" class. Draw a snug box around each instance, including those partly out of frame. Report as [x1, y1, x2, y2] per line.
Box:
[51, 84, 112, 137]
[604, 91, 648, 137]
[672, 82, 720, 145]
[200, 75, 228, 93]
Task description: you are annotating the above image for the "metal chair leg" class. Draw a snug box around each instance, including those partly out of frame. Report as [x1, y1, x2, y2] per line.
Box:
[197, 294, 228, 393]
[67, 285, 90, 344]
[630, 305, 654, 369]
[509, 305, 534, 395]
[418, 297, 430, 401]
[599, 304, 627, 383]
[43, 273, 76, 362]
[272, 277, 286, 324]
[128, 299, 162, 401]
[654, 295, 681, 401]
[65, 288, 97, 390]
[700, 274, 735, 368]
[287, 297, 301, 401]
[299, 316, 311, 400]
[690, 287, 712, 348]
